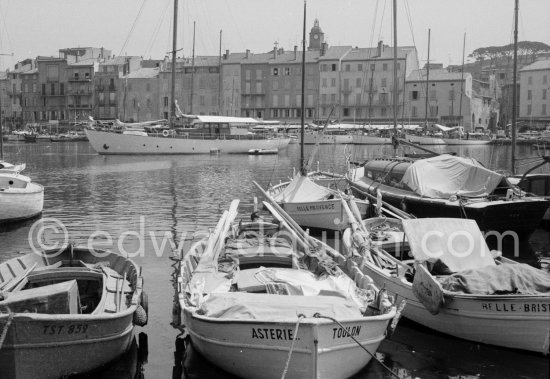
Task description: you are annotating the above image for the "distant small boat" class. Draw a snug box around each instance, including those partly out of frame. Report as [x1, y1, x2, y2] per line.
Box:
[51, 132, 88, 142]
[176, 199, 398, 379]
[23, 134, 37, 143]
[0, 171, 44, 223]
[248, 148, 279, 155]
[0, 245, 147, 378]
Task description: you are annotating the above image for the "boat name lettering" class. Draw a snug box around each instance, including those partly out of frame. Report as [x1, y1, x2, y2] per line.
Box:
[251, 327, 294, 340]
[296, 203, 335, 212]
[332, 325, 361, 339]
[481, 303, 549, 312]
[43, 324, 89, 335]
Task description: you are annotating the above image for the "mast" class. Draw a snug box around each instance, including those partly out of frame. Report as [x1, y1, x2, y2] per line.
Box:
[190, 21, 196, 114]
[392, 0, 398, 155]
[511, 0, 518, 175]
[169, 0, 178, 128]
[0, 80, 3, 161]
[218, 29, 222, 114]
[459, 32, 466, 123]
[401, 57, 407, 124]
[300, 1, 306, 174]
[424, 29, 431, 128]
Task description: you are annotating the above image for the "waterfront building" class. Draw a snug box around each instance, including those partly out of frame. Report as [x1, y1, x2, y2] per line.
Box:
[221, 51, 246, 116]
[95, 56, 141, 121]
[519, 59, 550, 128]
[121, 67, 161, 122]
[6, 60, 35, 129]
[20, 65, 40, 127]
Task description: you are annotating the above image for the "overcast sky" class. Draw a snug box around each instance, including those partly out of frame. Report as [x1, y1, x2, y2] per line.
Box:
[0, 0, 549, 70]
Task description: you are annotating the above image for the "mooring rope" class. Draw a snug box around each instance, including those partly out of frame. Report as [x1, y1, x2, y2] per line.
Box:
[0, 313, 14, 350]
[280, 314, 305, 379]
[313, 313, 401, 379]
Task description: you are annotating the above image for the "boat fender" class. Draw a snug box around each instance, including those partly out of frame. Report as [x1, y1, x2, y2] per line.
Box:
[163, 130, 170, 137]
[400, 199, 407, 212]
[133, 291, 149, 326]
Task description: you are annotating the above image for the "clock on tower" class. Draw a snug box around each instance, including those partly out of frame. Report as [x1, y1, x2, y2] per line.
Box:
[308, 19, 324, 50]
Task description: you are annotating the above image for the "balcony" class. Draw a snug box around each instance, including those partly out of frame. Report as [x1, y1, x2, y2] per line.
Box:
[68, 104, 92, 109]
[68, 89, 93, 95]
[68, 77, 92, 82]
[41, 92, 67, 97]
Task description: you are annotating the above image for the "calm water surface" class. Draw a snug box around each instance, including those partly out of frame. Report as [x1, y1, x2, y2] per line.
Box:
[0, 141, 548, 379]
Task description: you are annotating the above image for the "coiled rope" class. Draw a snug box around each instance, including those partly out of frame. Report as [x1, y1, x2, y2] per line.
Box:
[280, 314, 305, 379]
[313, 313, 401, 379]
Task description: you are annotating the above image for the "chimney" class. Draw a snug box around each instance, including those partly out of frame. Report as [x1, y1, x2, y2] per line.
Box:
[377, 40, 383, 57]
[294, 45, 298, 60]
[273, 46, 278, 59]
[246, 49, 250, 59]
[224, 49, 229, 60]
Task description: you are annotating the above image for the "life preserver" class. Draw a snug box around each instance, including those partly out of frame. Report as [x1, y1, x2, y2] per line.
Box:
[162, 130, 169, 137]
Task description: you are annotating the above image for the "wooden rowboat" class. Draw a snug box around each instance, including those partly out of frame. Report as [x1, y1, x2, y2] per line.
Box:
[175, 199, 399, 379]
[0, 245, 147, 378]
[342, 217, 550, 354]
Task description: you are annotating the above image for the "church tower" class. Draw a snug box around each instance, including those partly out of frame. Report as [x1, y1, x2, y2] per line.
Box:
[308, 19, 324, 50]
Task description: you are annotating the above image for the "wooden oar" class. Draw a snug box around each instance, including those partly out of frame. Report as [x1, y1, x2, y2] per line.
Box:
[0, 263, 37, 292]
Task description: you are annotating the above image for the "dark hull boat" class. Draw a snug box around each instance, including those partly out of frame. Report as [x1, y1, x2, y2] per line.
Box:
[348, 155, 549, 239]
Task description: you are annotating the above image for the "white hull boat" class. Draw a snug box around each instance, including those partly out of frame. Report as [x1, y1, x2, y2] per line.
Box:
[342, 217, 550, 354]
[300, 133, 353, 145]
[405, 134, 446, 145]
[265, 172, 368, 231]
[352, 134, 391, 145]
[0, 245, 147, 378]
[86, 129, 290, 155]
[176, 199, 398, 379]
[0, 172, 44, 223]
[442, 137, 492, 145]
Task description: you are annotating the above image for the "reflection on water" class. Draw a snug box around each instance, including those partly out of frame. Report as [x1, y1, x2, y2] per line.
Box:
[0, 141, 549, 378]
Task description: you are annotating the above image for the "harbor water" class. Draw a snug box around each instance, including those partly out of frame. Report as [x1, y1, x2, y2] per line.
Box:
[0, 141, 548, 378]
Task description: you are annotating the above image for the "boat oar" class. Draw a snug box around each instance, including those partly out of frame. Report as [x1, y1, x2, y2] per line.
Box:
[253, 181, 318, 248]
[0, 263, 37, 292]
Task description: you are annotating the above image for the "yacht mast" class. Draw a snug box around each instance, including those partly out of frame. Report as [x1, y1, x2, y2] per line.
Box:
[424, 29, 431, 128]
[511, 0, 518, 175]
[190, 21, 196, 114]
[459, 33, 466, 123]
[300, 1, 306, 174]
[170, 0, 178, 128]
[218, 29, 222, 114]
[392, 0, 398, 155]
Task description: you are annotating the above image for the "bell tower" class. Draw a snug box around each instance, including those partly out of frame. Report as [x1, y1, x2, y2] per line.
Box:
[308, 19, 324, 50]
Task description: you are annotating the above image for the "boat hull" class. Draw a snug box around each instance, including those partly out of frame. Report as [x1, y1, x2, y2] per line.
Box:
[300, 134, 353, 145]
[343, 257, 550, 354]
[442, 138, 492, 145]
[0, 183, 44, 223]
[405, 134, 446, 145]
[352, 135, 391, 145]
[0, 313, 134, 379]
[184, 310, 391, 379]
[85, 129, 291, 155]
[349, 177, 549, 238]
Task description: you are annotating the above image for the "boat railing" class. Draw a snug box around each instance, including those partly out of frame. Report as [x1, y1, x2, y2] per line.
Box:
[148, 131, 277, 141]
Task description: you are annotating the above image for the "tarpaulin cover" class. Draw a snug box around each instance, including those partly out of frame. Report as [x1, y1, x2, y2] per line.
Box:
[272, 175, 333, 203]
[400, 154, 504, 198]
[197, 291, 362, 320]
[402, 218, 495, 272]
[439, 263, 550, 295]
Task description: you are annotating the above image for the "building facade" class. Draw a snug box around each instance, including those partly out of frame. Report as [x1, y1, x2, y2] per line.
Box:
[519, 59, 550, 127]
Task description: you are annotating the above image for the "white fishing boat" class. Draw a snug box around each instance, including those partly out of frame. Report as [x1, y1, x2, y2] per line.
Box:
[86, 115, 290, 155]
[0, 172, 44, 223]
[265, 172, 368, 231]
[0, 245, 148, 378]
[342, 217, 550, 354]
[176, 198, 398, 379]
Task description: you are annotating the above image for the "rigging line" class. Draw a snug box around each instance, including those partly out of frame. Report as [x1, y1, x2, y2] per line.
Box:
[144, 0, 171, 58]
[118, 0, 148, 57]
[376, 0, 388, 44]
[0, 3, 14, 64]
[144, 0, 170, 57]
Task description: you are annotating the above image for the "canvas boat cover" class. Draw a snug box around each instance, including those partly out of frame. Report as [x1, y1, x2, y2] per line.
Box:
[402, 218, 496, 272]
[197, 291, 362, 320]
[400, 154, 504, 198]
[439, 263, 550, 295]
[272, 175, 333, 203]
